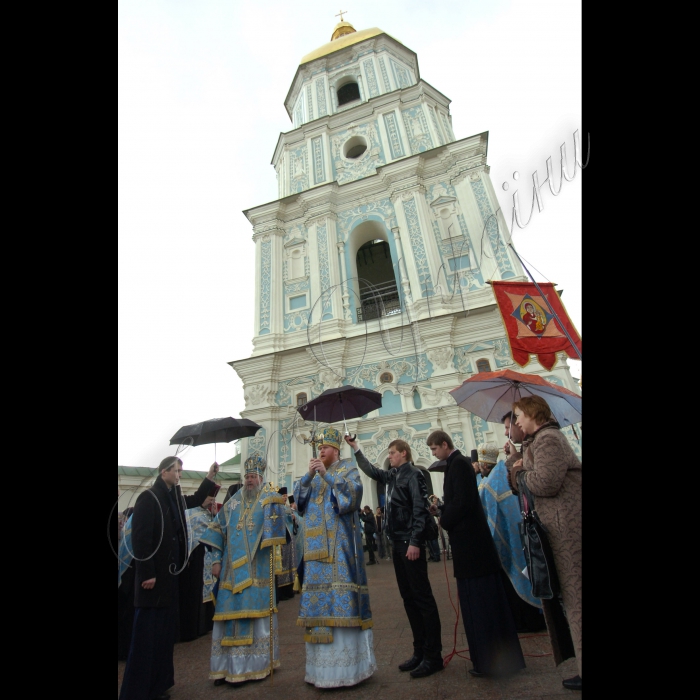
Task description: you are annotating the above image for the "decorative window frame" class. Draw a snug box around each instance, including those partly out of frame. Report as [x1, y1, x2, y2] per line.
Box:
[287, 293, 309, 313]
[329, 68, 365, 112]
[475, 357, 493, 374]
[284, 237, 308, 283]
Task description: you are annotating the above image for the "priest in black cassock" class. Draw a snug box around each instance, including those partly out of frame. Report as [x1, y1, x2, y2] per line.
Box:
[118, 457, 218, 700]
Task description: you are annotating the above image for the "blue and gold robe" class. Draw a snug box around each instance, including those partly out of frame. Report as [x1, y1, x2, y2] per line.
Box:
[294, 458, 372, 643]
[478, 461, 542, 609]
[200, 483, 287, 647]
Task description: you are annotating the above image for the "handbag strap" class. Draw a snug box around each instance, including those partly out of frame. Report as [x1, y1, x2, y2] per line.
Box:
[516, 470, 534, 520]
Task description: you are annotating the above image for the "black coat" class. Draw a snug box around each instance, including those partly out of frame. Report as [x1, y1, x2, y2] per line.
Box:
[355, 450, 435, 546]
[359, 510, 377, 535]
[131, 474, 212, 608]
[438, 449, 501, 579]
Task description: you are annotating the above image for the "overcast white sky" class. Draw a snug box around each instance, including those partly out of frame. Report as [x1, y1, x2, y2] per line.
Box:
[118, 0, 582, 472]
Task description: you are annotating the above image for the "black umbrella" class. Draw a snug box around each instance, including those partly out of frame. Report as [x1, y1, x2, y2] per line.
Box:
[296, 386, 383, 451]
[428, 459, 447, 473]
[169, 417, 261, 460]
[297, 386, 383, 426]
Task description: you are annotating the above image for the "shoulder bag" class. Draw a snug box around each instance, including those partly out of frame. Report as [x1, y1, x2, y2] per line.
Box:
[516, 470, 560, 600]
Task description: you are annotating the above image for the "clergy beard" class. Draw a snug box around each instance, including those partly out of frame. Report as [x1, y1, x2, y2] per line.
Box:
[243, 481, 262, 501]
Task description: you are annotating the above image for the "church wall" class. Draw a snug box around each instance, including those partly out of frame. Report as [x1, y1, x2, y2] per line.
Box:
[275, 77, 451, 198]
[236, 25, 581, 501]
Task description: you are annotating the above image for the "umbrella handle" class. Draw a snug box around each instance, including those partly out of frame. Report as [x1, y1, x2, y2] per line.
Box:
[339, 394, 355, 440]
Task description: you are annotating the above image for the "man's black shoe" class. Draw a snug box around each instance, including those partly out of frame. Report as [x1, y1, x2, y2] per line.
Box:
[469, 669, 489, 677]
[398, 654, 423, 672]
[367, 561, 376, 565]
[213, 679, 228, 686]
[410, 658, 444, 678]
[562, 675, 582, 690]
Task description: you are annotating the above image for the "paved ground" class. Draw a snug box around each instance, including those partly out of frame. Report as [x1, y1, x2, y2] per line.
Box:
[118, 556, 578, 699]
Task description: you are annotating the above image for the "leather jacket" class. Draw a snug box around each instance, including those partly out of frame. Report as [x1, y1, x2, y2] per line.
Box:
[354, 449, 434, 547]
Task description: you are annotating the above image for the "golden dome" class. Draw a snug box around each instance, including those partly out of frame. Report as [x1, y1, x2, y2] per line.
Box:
[331, 20, 356, 41]
[300, 26, 395, 65]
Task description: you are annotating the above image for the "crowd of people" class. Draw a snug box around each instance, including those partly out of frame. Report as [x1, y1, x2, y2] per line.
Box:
[117, 395, 582, 698]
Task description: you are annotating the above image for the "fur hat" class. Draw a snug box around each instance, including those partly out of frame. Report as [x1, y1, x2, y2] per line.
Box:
[477, 442, 499, 465]
[317, 427, 341, 450]
[244, 453, 266, 477]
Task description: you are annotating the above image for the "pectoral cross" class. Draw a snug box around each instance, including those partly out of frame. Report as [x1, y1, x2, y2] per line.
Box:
[335, 9, 347, 22]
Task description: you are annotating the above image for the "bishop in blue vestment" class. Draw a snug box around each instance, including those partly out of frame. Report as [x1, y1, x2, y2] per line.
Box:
[294, 427, 377, 688]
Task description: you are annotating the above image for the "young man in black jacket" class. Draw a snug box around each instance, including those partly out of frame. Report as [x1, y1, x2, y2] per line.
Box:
[427, 430, 525, 679]
[344, 435, 443, 679]
[119, 456, 218, 700]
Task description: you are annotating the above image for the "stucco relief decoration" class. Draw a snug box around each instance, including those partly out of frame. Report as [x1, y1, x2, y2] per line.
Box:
[470, 414, 489, 449]
[336, 199, 396, 243]
[248, 428, 266, 455]
[402, 196, 434, 296]
[331, 121, 386, 185]
[410, 438, 433, 460]
[427, 105, 444, 146]
[289, 148, 309, 194]
[390, 60, 411, 88]
[439, 111, 454, 141]
[426, 346, 454, 371]
[315, 78, 327, 117]
[469, 178, 515, 278]
[421, 387, 449, 407]
[383, 112, 405, 159]
[453, 348, 474, 375]
[543, 374, 564, 386]
[278, 421, 292, 468]
[312, 137, 326, 185]
[401, 106, 433, 154]
[316, 224, 333, 319]
[362, 427, 415, 463]
[363, 59, 379, 97]
[307, 376, 323, 400]
[319, 368, 344, 390]
[306, 85, 314, 122]
[494, 338, 515, 367]
[451, 431, 466, 452]
[284, 309, 310, 333]
[346, 354, 430, 388]
[244, 384, 271, 407]
[259, 239, 272, 335]
[275, 381, 292, 407]
[378, 56, 391, 92]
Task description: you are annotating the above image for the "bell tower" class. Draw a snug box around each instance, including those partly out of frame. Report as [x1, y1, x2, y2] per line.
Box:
[232, 21, 580, 498]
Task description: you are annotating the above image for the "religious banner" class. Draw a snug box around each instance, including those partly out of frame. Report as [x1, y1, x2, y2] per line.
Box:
[490, 281, 582, 371]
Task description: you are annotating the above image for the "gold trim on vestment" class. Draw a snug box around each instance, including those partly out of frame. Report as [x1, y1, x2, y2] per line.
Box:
[208, 660, 280, 683]
[232, 555, 248, 569]
[304, 631, 333, 643]
[221, 636, 253, 646]
[212, 608, 278, 621]
[295, 617, 373, 629]
[260, 536, 287, 548]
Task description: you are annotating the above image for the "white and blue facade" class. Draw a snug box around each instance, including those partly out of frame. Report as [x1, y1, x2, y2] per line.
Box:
[232, 24, 581, 507]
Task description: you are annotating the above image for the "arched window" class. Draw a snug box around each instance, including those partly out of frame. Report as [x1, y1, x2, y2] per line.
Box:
[476, 358, 491, 373]
[356, 238, 400, 321]
[337, 81, 360, 106]
[296, 392, 307, 407]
